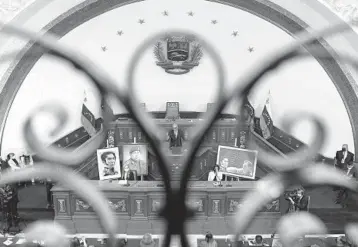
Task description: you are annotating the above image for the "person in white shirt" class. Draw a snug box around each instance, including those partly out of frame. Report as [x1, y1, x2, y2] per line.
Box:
[208, 165, 223, 182]
[6, 153, 21, 171]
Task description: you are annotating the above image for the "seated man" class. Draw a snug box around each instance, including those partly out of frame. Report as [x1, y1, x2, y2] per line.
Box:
[250, 235, 269, 246]
[140, 233, 156, 247]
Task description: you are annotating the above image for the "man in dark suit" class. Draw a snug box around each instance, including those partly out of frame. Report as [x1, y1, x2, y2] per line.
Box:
[335, 163, 357, 207]
[287, 188, 309, 211]
[335, 144, 354, 170]
[167, 123, 185, 148]
[1, 183, 19, 232]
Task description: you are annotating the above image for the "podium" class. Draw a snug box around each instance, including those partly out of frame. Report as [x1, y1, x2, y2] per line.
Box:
[167, 152, 185, 180]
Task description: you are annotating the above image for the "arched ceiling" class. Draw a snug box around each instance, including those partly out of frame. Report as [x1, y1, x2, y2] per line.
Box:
[0, 0, 358, 157]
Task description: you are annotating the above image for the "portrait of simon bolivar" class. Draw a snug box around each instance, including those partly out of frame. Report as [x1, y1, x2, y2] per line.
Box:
[97, 147, 122, 181]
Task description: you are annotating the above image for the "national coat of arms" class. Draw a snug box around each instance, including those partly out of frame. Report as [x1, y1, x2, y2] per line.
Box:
[153, 35, 203, 75]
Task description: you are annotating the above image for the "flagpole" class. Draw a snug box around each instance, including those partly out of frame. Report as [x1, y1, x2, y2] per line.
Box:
[84, 90, 87, 102]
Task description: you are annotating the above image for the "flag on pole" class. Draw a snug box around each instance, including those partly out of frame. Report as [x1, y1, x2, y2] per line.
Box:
[259, 92, 274, 139]
[243, 96, 255, 117]
[81, 92, 96, 136]
[101, 97, 115, 121]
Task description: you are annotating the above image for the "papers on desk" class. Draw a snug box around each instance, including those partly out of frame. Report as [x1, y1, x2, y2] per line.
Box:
[118, 180, 128, 185]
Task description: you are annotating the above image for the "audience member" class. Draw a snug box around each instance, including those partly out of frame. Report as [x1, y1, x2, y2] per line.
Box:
[287, 187, 309, 212]
[140, 233, 156, 247]
[335, 161, 358, 207]
[0, 157, 10, 173]
[200, 232, 218, 247]
[250, 235, 269, 246]
[70, 237, 81, 247]
[333, 144, 354, 192]
[336, 235, 352, 247]
[46, 179, 54, 209]
[335, 144, 354, 170]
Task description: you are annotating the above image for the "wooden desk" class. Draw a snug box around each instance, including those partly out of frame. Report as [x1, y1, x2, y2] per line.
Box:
[52, 181, 282, 235]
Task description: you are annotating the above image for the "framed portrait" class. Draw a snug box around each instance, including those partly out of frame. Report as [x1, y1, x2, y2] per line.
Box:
[122, 144, 148, 176]
[216, 145, 258, 179]
[97, 147, 122, 181]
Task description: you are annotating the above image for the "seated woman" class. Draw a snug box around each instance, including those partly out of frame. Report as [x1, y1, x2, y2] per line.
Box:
[208, 165, 223, 182]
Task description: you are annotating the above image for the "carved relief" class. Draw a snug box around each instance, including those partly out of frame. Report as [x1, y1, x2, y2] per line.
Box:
[0, 0, 33, 21]
[261, 199, 280, 212]
[221, 130, 225, 141]
[75, 199, 127, 212]
[212, 200, 220, 214]
[128, 130, 133, 140]
[239, 131, 246, 149]
[229, 200, 242, 212]
[107, 129, 115, 147]
[76, 199, 91, 211]
[119, 131, 124, 140]
[135, 200, 143, 214]
[230, 131, 235, 140]
[212, 130, 216, 140]
[108, 200, 126, 212]
[187, 199, 203, 212]
[58, 199, 66, 213]
[152, 200, 163, 212]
